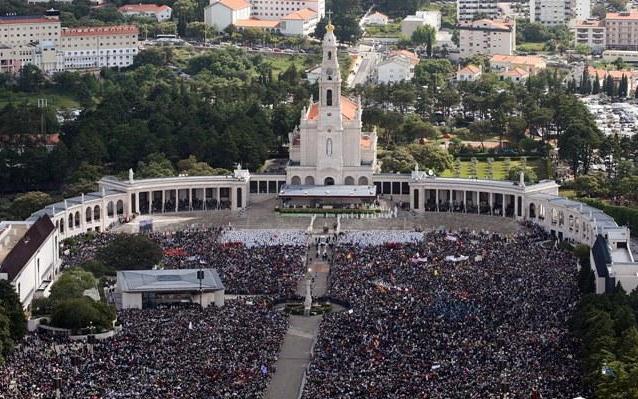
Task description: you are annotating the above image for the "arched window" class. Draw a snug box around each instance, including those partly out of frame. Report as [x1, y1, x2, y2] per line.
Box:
[328, 51, 332, 60]
[326, 89, 332, 106]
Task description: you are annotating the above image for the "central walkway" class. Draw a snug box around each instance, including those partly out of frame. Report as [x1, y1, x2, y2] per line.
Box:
[265, 237, 331, 399]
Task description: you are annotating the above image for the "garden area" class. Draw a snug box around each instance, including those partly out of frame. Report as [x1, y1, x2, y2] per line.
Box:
[440, 157, 547, 181]
[365, 22, 401, 38]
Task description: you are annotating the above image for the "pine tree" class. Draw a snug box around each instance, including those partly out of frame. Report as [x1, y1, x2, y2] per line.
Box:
[606, 75, 615, 97]
[592, 73, 601, 94]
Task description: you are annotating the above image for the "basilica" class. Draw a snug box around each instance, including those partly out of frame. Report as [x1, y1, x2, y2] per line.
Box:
[287, 20, 377, 187]
[1, 24, 636, 311]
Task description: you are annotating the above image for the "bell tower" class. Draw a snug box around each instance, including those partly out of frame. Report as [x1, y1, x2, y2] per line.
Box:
[319, 14, 341, 119]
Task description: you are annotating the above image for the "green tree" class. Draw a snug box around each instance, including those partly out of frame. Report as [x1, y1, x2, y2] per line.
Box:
[0, 280, 26, 342]
[406, 143, 453, 172]
[380, 147, 416, 173]
[136, 153, 176, 178]
[49, 268, 97, 303]
[9, 191, 53, 220]
[0, 306, 13, 364]
[507, 164, 538, 184]
[17, 65, 45, 92]
[411, 25, 436, 57]
[97, 234, 163, 271]
[50, 297, 115, 331]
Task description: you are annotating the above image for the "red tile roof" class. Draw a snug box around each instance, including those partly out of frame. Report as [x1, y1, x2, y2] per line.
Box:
[61, 25, 139, 37]
[283, 8, 317, 21]
[0, 17, 58, 25]
[458, 64, 481, 75]
[307, 96, 359, 121]
[216, 0, 250, 11]
[118, 4, 172, 13]
[605, 10, 638, 20]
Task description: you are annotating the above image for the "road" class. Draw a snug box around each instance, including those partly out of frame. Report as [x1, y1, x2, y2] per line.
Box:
[348, 44, 380, 87]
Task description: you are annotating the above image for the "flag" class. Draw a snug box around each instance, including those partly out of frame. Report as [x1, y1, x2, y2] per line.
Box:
[188, 321, 193, 330]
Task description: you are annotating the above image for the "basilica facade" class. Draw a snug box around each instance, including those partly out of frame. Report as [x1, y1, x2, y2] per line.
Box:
[287, 21, 377, 187]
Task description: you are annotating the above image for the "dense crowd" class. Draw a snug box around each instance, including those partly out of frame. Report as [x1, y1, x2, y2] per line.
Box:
[61, 232, 119, 268]
[337, 231, 423, 246]
[0, 299, 287, 398]
[155, 228, 306, 296]
[303, 229, 587, 399]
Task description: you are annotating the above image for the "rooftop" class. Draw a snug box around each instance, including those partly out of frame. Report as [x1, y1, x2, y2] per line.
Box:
[605, 10, 638, 20]
[307, 96, 359, 121]
[458, 64, 481, 75]
[282, 8, 317, 21]
[117, 269, 224, 293]
[0, 216, 54, 281]
[61, 25, 139, 37]
[0, 16, 58, 25]
[490, 54, 546, 68]
[234, 18, 280, 28]
[118, 4, 172, 12]
[214, 0, 250, 11]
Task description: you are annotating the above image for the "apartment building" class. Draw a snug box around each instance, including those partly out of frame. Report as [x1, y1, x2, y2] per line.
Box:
[0, 15, 61, 46]
[250, 0, 324, 20]
[570, 18, 605, 51]
[457, 0, 499, 22]
[605, 10, 638, 51]
[530, 0, 590, 25]
[60, 25, 140, 69]
[458, 19, 515, 59]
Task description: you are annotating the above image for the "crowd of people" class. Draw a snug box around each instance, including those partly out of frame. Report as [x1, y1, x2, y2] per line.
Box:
[154, 228, 306, 296]
[337, 231, 424, 246]
[302, 228, 587, 398]
[0, 299, 287, 398]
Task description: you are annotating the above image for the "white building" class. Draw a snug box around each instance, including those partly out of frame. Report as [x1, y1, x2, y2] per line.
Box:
[279, 9, 318, 36]
[605, 10, 638, 51]
[0, 216, 61, 309]
[60, 25, 140, 70]
[457, 0, 499, 22]
[287, 21, 377, 187]
[456, 64, 482, 81]
[377, 50, 419, 84]
[116, 269, 225, 309]
[401, 11, 441, 38]
[204, 0, 251, 31]
[490, 54, 547, 74]
[458, 19, 516, 59]
[570, 18, 605, 51]
[0, 15, 61, 47]
[250, 0, 324, 20]
[364, 11, 389, 26]
[118, 4, 173, 22]
[530, 0, 590, 25]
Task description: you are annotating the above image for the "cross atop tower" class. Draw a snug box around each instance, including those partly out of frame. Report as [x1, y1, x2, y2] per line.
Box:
[326, 9, 334, 32]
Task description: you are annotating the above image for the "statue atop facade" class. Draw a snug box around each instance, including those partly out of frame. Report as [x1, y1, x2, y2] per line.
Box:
[128, 168, 134, 183]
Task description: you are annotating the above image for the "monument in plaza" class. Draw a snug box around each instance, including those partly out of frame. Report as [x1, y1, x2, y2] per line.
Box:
[286, 19, 378, 188]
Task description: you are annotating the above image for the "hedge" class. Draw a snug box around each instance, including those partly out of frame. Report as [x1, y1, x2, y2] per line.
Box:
[579, 198, 638, 233]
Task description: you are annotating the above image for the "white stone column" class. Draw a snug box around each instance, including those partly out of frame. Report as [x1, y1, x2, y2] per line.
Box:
[410, 186, 416, 210]
[502, 195, 506, 217]
[161, 191, 165, 213]
[515, 195, 519, 219]
[148, 192, 152, 214]
[475, 191, 479, 214]
[135, 192, 140, 214]
[463, 191, 467, 213]
[188, 188, 192, 211]
[449, 189, 452, 212]
[489, 192, 493, 215]
[421, 188, 426, 213]
[435, 189, 439, 212]
[175, 189, 178, 212]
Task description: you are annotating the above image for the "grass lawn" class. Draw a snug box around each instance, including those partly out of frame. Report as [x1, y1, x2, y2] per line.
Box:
[0, 90, 80, 110]
[262, 53, 319, 76]
[365, 22, 401, 38]
[440, 159, 546, 180]
[559, 189, 577, 198]
[517, 42, 545, 52]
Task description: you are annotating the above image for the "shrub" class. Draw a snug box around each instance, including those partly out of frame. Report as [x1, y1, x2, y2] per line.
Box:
[97, 235, 163, 271]
[50, 298, 114, 332]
